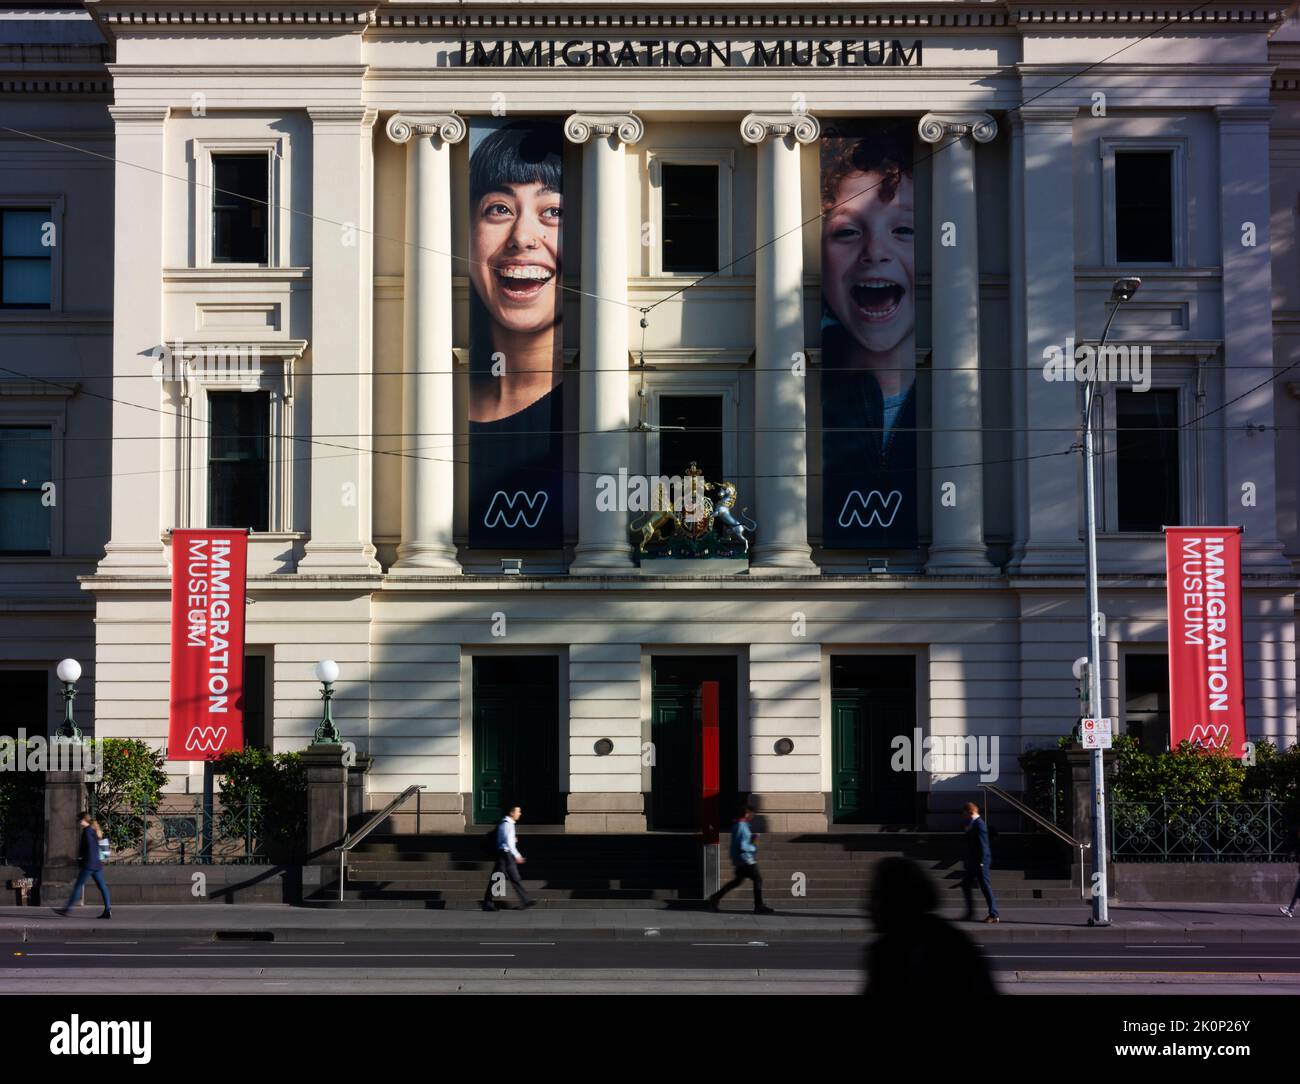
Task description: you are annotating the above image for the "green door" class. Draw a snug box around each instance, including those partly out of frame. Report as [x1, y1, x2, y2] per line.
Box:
[832, 697, 866, 822]
[472, 657, 559, 825]
[831, 655, 917, 824]
[650, 686, 698, 829]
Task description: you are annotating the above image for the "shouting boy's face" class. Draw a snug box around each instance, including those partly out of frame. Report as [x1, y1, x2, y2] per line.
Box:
[821, 169, 915, 356]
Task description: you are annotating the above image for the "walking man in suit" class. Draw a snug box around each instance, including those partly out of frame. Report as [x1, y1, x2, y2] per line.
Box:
[482, 805, 536, 912]
[960, 801, 999, 924]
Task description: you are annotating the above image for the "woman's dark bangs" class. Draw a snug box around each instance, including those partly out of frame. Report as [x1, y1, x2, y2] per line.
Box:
[470, 124, 563, 203]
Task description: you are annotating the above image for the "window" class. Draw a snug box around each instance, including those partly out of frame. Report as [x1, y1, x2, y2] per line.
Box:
[1115, 152, 1173, 264]
[0, 427, 51, 554]
[212, 154, 270, 264]
[1, 209, 52, 308]
[0, 670, 46, 740]
[660, 164, 719, 273]
[208, 391, 270, 531]
[658, 395, 724, 482]
[242, 654, 268, 750]
[1125, 654, 1170, 755]
[1115, 389, 1180, 532]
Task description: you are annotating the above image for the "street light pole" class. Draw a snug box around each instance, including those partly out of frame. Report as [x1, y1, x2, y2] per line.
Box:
[1081, 276, 1140, 926]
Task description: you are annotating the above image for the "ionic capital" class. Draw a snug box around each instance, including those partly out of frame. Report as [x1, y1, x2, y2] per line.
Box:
[385, 113, 468, 146]
[740, 113, 820, 146]
[917, 112, 998, 145]
[564, 113, 644, 146]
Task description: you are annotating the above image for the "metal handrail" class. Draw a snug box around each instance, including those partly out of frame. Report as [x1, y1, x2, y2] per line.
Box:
[980, 782, 1091, 901]
[336, 784, 425, 903]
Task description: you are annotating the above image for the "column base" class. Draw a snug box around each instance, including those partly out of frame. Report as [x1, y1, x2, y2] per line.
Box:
[297, 540, 382, 576]
[748, 542, 820, 575]
[390, 541, 462, 575]
[1007, 541, 1083, 576]
[96, 541, 168, 575]
[569, 542, 636, 574]
[925, 543, 997, 576]
[1240, 538, 1293, 573]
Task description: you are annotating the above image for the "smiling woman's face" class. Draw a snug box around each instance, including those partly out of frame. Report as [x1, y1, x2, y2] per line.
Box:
[821, 169, 915, 356]
[470, 180, 562, 336]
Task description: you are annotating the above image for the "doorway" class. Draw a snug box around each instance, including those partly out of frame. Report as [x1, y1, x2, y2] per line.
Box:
[830, 655, 917, 823]
[649, 656, 738, 830]
[471, 656, 561, 825]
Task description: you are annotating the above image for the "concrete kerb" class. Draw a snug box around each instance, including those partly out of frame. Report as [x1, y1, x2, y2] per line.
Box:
[3, 902, 1298, 944]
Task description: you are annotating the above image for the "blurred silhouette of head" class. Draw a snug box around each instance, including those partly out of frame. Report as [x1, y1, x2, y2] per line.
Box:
[868, 856, 938, 932]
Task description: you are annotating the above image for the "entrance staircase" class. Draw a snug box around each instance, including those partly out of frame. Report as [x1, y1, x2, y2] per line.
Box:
[308, 827, 1076, 908]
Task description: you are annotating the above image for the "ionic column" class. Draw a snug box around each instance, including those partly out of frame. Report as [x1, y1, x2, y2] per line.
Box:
[564, 113, 643, 573]
[740, 113, 819, 574]
[918, 113, 996, 574]
[386, 114, 466, 573]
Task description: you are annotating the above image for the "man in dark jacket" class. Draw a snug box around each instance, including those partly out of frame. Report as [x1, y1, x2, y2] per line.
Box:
[960, 801, 999, 923]
[53, 811, 111, 919]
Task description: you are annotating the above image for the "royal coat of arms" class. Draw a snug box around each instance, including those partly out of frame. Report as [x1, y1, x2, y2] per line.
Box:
[629, 462, 758, 559]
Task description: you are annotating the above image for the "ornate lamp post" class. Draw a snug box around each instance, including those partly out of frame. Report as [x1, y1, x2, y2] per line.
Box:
[55, 658, 83, 741]
[312, 659, 341, 745]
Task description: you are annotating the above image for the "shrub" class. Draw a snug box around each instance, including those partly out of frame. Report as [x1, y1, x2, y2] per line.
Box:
[214, 748, 306, 861]
[87, 738, 169, 852]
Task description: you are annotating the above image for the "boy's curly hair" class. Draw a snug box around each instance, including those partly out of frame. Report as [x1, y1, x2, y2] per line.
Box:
[820, 124, 913, 211]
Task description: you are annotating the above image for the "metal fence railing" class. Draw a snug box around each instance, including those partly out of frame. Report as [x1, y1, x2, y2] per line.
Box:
[1112, 799, 1295, 862]
[90, 799, 273, 865]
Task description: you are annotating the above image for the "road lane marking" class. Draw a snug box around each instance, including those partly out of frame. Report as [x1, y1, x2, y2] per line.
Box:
[21, 946, 517, 956]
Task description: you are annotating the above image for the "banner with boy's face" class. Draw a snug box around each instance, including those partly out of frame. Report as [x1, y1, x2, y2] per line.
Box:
[467, 117, 566, 548]
[819, 120, 919, 548]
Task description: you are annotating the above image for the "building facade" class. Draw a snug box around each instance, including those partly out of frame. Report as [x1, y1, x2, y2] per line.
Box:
[4, 1, 1300, 831]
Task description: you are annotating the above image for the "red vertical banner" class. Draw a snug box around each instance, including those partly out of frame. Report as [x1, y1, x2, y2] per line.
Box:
[1165, 527, 1246, 756]
[700, 680, 720, 844]
[168, 529, 247, 760]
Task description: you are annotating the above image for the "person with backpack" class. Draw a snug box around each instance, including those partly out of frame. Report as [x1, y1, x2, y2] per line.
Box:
[53, 811, 111, 919]
[481, 805, 536, 912]
[708, 804, 775, 914]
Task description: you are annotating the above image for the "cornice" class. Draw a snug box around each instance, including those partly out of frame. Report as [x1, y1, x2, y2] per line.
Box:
[0, 77, 111, 96]
[87, 2, 376, 28]
[80, 1, 1297, 34]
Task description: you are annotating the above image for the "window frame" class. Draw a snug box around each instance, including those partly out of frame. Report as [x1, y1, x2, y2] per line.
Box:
[168, 346, 296, 534]
[1120, 647, 1172, 755]
[0, 405, 65, 557]
[1098, 377, 1195, 535]
[643, 372, 740, 484]
[193, 138, 287, 269]
[1099, 137, 1188, 268]
[646, 149, 734, 278]
[0, 198, 64, 313]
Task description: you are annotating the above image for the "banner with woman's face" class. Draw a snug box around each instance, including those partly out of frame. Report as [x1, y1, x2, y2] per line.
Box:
[819, 120, 919, 549]
[467, 117, 566, 548]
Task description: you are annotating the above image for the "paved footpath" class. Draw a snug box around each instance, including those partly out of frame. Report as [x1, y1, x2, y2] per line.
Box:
[3, 900, 1299, 943]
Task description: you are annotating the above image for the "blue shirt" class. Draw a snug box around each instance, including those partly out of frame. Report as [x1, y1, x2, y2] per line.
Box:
[495, 817, 521, 860]
[730, 819, 757, 866]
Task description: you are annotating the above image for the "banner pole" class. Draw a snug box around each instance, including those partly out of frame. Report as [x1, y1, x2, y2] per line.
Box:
[201, 759, 214, 864]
